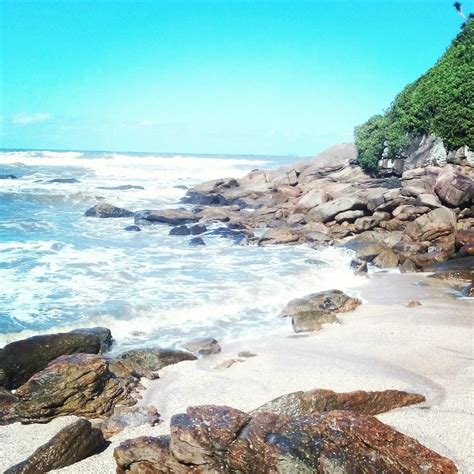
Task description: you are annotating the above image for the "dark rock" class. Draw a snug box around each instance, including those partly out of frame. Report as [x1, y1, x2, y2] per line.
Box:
[182, 337, 221, 356]
[0, 174, 18, 180]
[343, 240, 387, 262]
[97, 185, 144, 190]
[114, 405, 456, 473]
[174, 184, 188, 190]
[124, 225, 141, 232]
[46, 178, 80, 184]
[96, 405, 160, 439]
[119, 348, 197, 379]
[84, 203, 134, 218]
[169, 225, 190, 236]
[189, 237, 205, 246]
[5, 419, 107, 473]
[253, 388, 425, 417]
[350, 257, 368, 273]
[189, 224, 207, 235]
[8, 354, 138, 424]
[70, 327, 113, 352]
[280, 289, 361, 333]
[134, 209, 197, 226]
[0, 330, 104, 389]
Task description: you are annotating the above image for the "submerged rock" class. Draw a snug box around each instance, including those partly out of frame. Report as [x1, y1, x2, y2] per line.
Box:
[119, 348, 197, 379]
[0, 174, 18, 180]
[134, 209, 197, 226]
[169, 225, 191, 236]
[0, 329, 109, 389]
[46, 178, 80, 184]
[189, 224, 207, 235]
[114, 404, 456, 473]
[189, 237, 205, 246]
[182, 337, 221, 356]
[253, 388, 425, 417]
[5, 419, 107, 473]
[84, 203, 134, 218]
[97, 185, 144, 190]
[124, 225, 141, 232]
[280, 289, 361, 333]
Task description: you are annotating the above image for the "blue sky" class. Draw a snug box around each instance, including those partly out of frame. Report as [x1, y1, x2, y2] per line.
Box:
[0, 0, 465, 155]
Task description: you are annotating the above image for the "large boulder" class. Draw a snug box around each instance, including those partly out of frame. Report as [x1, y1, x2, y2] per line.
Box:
[182, 177, 238, 205]
[6, 353, 139, 424]
[134, 209, 197, 226]
[0, 328, 110, 389]
[252, 388, 425, 417]
[294, 189, 330, 211]
[119, 348, 197, 379]
[5, 419, 106, 473]
[434, 168, 473, 208]
[306, 196, 367, 223]
[84, 203, 134, 218]
[280, 290, 361, 333]
[405, 207, 456, 242]
[258, 227, 299, 245]
[114, 405, 456, 473]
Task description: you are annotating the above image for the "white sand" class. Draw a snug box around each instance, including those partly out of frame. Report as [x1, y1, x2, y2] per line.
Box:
[0, 272, 472, 473]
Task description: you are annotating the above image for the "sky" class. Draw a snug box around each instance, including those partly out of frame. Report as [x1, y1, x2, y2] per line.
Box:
[0, 0, 465, 156]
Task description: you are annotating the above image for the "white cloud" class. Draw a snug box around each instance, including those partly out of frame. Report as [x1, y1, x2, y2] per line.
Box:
[13, 113, 51, 125]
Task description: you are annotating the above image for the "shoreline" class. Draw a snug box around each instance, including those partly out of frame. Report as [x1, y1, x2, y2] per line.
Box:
[0, 271, 472, 472]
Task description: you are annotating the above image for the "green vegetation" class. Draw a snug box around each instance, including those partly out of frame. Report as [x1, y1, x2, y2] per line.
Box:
[355, 18, 474, 171]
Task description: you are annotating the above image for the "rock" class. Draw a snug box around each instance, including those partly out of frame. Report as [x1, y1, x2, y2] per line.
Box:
[434, 168, 474, 208]
[400, 259, 418, 273]
[70, 327, 113, 352]
[189, 224, 207, 235]
[96, 405, 160, 439]
[5, 419, 107, 473]
[46, 178, 80, 184]
[183, 177, 239, 205]
[189, 237, 205, 246]
[258, 227, 299, 245]
[237, 351, 256, 358]
[334, 209, 365, 223]
[0, 387, 19, 424]
[392, 205, 431, 221]
[97, 185, 144, 190]
[0, 330, 106, 389]
[182, 337, 221, 356]
[416, 193, 442, 209]
[354, 214, 383, 232]
[343, 240, 387, 262]
[373, 248, 399, 268]
[405, 207, 456, 242]
[134, 209, 197, 226]
[195, 207, 234, 222]
[287, 169, 298, 186]
[0, 174, 18, 179]
[169, 225, 190, 236]
[350, 257, 368, 273]
[407, 300, 422, 308]
[253, 388, 425, 417]
[9, 354, 138, 424]
[115, 405, 457, 473]
[307, 196, 367, 223]
[294, 189, 330, 211]
[214, 358, 244, 369]
[84, 203, 134, 218]
[124, 225, 141, 232]
[456, 229, 474, 248]
[119, 348, 197, 379]
[280, 290, 361, 333]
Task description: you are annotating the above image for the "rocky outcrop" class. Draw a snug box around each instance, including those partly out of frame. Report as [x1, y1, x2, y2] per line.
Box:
[253, 388, 425, 417]
[119, 348, 197, 379]
[114, 404, 456, 473]
[5, 419, 107, 473]
[84, 203, 134, 218]
[0, 328, 110, 389]
[280, 290, 361, 333]
[434, 167, 474, 208]
[3, 353, 139, 424]
[134, 209, 197, 226]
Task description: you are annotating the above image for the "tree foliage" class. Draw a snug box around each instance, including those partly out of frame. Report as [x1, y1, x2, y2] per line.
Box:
[355, 18, 474, 171]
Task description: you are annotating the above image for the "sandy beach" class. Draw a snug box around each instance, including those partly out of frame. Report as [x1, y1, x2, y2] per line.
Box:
[0, 271, 472, 473]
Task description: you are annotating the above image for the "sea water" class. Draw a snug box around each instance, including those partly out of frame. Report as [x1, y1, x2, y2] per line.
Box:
[0, 150, 362, 352]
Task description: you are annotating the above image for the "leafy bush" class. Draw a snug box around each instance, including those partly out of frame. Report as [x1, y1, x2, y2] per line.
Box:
[355, 18, 474, 171]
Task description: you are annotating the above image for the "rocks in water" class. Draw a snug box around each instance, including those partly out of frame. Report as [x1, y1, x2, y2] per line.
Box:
[114, 404, 456, 473]
[5, 419, 107, 473]
[182, 177, 238, 205]
[0, 174, 18, 180]
[7, 353, 138, 424]
[70, 326, 113, 352]
[350, 257, 368, 274]
[46, 178, 80, 184]
[258, 227, 299, 245]
[343, 239, 387, 262]
[189, 223, 207, 235]
[189, 237, 205, 246]
[96, 405, 160, 439]
[119, 348, 197, 379]
[182, 337, 221, 356]
[134, 209, 197, 226]
[252, 388, 425, 417]
[84, 203, 134, 218]
[97, 185, 144, 190]
[280, 289, 361, 333]
[124, 225, 141, 232]
[169, 225, 191, 236]
[0, 329, 108, 389]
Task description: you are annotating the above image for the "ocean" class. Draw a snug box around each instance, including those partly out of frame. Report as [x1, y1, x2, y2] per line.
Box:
[0, 150, 362, 353]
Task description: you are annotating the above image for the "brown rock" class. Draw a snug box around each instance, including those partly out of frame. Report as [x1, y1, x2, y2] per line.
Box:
[214, 358, 244, 370]
[373, 248, 399, 268]
[258, 227, 299, 245]
[407, 300, 422, 308]
[5, 419, 106, 473]
[434, 168, 474, 208]
[405, 207, 456, 242]
[84, 203, 134, 218]
[354, 214, 383, 232]
[252, 388, 425, 417]
[400, 259, 418, 273]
